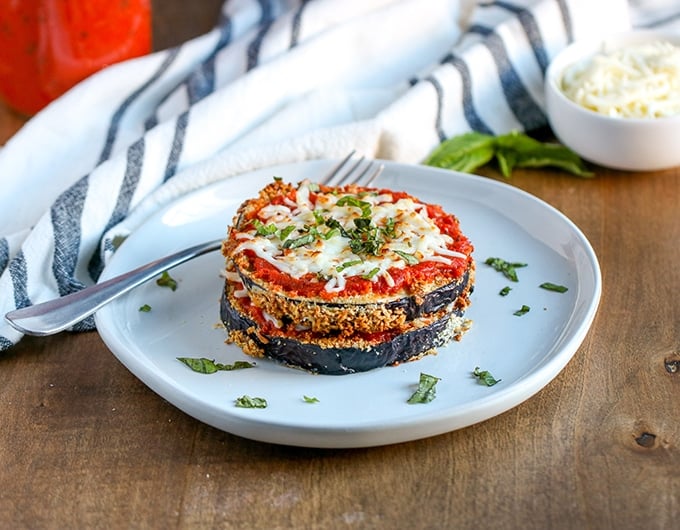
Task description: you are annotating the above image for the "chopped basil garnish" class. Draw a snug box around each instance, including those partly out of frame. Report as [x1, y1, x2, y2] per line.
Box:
[139, 304, 152, 312]
[303, 395, 319, 404]
[514, 304, 530, 316]
[253, 219, 278, 236]
[177, 357, 255, 374]
[394, 250, 418, 265]
[282, 233, 315, 249]
[316, 226, 340, 240]
[336, 195, 372, 218]
[336, 259, 362, 272]
[312, 209, 326, 225]
[407, 373, 441, 404]
[362, 267, 380, 280]
[235, 395, 267, 408]
[499, 286, 511, 296]
[485, 257, 527, 282]
[278, 225, 296, 241]
[278, 196, 399, 258]
[473, 367, 501, 386]
[156, 271, 178, 291]
[383, 217, 396, 237]
[540, 282, 569, 293]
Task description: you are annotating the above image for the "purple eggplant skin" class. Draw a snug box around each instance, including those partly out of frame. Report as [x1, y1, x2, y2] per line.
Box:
[220, 287, 466, 375]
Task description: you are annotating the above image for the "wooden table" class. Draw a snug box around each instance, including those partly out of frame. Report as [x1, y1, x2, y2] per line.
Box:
[1, 5, 678, 530]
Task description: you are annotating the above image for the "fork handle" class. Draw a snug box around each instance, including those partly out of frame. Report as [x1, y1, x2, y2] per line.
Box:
[4, 239, 223, 337]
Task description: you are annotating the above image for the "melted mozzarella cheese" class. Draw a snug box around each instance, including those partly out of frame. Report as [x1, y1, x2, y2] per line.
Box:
[234, 180, 466, 292]
[561, 41, 680, 118]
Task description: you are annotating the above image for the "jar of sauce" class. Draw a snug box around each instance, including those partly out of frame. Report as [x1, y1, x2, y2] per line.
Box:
[0, 0, 152, 116]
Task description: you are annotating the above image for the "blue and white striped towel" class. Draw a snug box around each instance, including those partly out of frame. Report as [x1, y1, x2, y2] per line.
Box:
[0, 0, 677, 351]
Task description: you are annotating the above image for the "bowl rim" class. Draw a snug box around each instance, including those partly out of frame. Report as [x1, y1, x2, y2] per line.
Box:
[545, 29, 680, 125]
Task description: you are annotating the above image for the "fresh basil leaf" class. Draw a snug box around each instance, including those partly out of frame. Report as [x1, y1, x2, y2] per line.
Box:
[362, 267, 380, 280]
[495, 147, 518, 178]
[407, 373, 441, 404]
[252, 219, 278, 236]
[382, 217, 396, 237]
[496, 131, 593, 177]
[539, 282, 569, 293]
[473, 366, 501, 386]
[423, 132, 496, 173]
[318, 227, 340, 240]
[514, 304, 530, 316]
[425, 130, 592, 177]
[278, 225, 296, 241]
[336, 259, 363, 272]
[303, 395, 320, 404]
[393, 250, 419, 265]
[353, 217, 372, 230]
[235, 395, 267, 408]
[485, 257, 527, 282]
[139, 304, 152, 312]
[312, 209, 325, 225]
[282, 233, 315, 249]
[156, 271, 178, 291]
[221, 360, 257, 371]
[336, 196, 372, 217]
[177, 357, 255, 374]
[177, 357, 220, 374]
[499, 286, 511, 296]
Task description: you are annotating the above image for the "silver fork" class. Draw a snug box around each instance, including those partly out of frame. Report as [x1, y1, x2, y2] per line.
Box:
[5, 152, 384, 337]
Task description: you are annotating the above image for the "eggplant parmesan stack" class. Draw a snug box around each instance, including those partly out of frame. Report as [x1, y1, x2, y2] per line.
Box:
[220, 178, 474, 375]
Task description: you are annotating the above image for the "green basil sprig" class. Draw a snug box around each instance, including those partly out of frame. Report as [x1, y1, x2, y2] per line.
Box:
[424, 131, 592, 178]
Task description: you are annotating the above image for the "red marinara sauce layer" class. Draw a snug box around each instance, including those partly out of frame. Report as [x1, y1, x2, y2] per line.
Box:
[230, 181, 474, 301]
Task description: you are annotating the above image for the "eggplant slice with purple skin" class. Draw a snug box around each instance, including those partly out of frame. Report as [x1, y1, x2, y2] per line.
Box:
[235, 266, 474, 334]
[220, 281, 472, 375]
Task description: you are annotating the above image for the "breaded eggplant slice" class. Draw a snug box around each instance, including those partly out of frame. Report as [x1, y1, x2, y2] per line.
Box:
[235, 263, 474, 334]
[220, 281, 471, 375]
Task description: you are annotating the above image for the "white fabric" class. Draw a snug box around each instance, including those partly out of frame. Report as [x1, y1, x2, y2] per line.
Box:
[0, 0, 676, 350]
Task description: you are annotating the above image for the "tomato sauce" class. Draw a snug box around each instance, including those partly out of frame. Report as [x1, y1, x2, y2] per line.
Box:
[0, 0, 151, 115]
[244, 205, 473, 300]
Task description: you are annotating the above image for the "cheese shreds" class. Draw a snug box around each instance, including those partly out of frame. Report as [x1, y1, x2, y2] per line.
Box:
[561, 40, 680, 118]
[233, 180, 463, 292]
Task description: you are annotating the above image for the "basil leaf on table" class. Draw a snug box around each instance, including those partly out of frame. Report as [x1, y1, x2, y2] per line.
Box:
[423, 132, 496, 173]
[424, 131, 593, 178]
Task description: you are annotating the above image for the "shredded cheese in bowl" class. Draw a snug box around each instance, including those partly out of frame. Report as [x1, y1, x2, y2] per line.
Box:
[560, 41, 680, 118]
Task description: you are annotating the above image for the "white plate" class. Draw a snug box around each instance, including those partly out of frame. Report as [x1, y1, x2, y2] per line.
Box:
[95, 160, 601, 448]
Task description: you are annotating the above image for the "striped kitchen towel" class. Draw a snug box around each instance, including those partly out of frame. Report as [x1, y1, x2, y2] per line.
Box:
[0, 0, 675, 351]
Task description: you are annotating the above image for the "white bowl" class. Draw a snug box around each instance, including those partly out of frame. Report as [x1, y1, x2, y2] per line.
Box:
[545, 30, 680, 171]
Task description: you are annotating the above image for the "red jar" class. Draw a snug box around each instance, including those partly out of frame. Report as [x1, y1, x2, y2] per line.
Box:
[0, 0, 152, 116]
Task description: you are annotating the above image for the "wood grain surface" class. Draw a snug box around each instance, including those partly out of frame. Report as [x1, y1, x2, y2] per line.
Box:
[1, 3, 678, 529]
